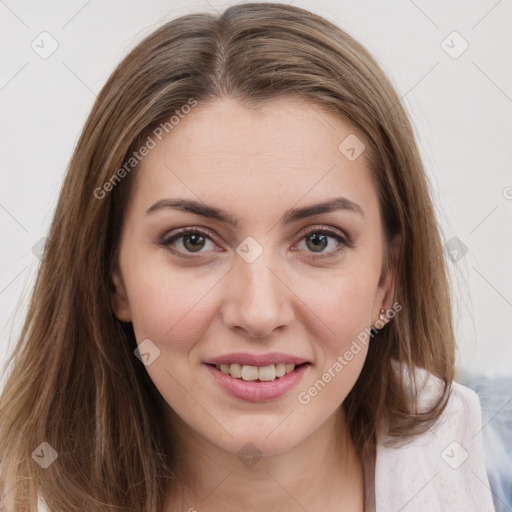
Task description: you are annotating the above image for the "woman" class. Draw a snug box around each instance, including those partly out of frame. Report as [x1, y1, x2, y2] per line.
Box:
[0, 3, 495, 511]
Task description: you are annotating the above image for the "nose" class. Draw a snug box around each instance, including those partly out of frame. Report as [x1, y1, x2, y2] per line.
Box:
[221, 250, 295, 339]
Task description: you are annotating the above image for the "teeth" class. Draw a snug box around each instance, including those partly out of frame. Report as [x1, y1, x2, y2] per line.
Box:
[241, 365, 259, 381]
[217, 363, 300, 381]
[229, 363, 242, 378]
[275, 363, 286, 377]
[258, 365, 275, 381]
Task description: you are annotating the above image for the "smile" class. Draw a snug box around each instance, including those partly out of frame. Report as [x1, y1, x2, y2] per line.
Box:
[215, 362, 298, 381]
[204, 362, 310, 402]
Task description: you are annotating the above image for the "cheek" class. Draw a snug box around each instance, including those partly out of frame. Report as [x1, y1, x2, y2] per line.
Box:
[297, 279, 373, 407]
[306, 268, 379, 349]
[123, 257, 217, 350]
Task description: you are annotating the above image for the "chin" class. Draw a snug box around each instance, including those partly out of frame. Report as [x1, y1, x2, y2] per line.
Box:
[225, 437, 300, 463]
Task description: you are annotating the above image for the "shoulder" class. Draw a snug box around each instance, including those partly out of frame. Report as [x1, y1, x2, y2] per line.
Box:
[395, 359, 483, 425]
[374, 362, 495, 512]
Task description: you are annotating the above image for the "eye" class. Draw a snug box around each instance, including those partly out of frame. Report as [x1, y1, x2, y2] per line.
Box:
[158, 225, 352, 259]
[159, 228, 216, 257]
[293, 226, 351, 259]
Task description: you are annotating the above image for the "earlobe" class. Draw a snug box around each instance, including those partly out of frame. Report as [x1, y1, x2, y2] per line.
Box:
[110, 268, 132, 322]
[375, 233, 401, 323]
[386, 233, 401, 307]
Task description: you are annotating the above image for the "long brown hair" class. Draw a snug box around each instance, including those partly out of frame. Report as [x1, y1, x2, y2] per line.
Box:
[0, 3, 454, 511]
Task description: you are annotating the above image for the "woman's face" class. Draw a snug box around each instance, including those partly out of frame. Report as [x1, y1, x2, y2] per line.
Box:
[111, 96, 396, 459]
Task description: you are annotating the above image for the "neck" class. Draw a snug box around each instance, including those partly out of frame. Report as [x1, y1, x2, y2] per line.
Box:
[164, 406, 365, 512]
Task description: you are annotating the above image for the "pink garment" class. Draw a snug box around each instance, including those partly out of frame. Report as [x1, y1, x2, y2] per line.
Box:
[370, 363, 496, 511]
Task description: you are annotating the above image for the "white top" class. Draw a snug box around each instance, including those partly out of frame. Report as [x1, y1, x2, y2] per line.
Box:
[38, 364, 496, 512]
[368, 362, 496, 511]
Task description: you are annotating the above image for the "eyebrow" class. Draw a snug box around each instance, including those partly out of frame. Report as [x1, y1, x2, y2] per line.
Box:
[145, 197, 365, 226]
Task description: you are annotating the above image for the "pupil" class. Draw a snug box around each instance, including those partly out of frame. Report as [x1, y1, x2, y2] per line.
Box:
[184, 234, 205, 252]
[307, 233, 327, 252]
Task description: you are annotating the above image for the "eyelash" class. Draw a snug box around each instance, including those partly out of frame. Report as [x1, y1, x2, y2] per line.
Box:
[158, 225, 353, 261]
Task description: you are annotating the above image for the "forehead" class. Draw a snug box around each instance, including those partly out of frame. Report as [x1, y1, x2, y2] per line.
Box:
[131, 96, 379, 224]
[141, 96, 366, 166]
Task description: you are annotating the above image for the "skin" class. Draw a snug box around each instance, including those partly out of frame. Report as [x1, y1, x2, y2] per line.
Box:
[111, 96, 399, 512]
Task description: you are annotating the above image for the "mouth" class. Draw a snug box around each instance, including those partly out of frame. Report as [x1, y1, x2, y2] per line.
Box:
[204, 361, 311, 402]
[206, 362, 309, 382]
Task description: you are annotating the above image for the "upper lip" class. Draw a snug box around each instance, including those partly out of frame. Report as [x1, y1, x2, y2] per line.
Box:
[204, 352, 310, 367]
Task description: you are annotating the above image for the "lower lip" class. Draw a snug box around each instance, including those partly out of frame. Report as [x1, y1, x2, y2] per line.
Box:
[204, 363, 310, 402]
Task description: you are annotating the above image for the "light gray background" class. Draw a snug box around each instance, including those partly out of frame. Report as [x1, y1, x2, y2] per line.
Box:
[1, 0, 511, 387]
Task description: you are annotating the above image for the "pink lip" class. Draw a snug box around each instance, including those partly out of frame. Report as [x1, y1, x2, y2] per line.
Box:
[204, 352, 309, 366]
[204, 362, 310, 402]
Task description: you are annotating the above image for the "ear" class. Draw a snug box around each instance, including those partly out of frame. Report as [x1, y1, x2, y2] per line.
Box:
[373, 233, 401, 325]
[110, 265, 132, 323]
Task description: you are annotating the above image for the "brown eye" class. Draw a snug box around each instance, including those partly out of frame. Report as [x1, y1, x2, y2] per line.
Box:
[181, 233, 207, 252]
[296, 227, 350, 257]
[160, 228, 216, 255]
[305, 232, 329, 252]
[159, 225, 352, 260]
